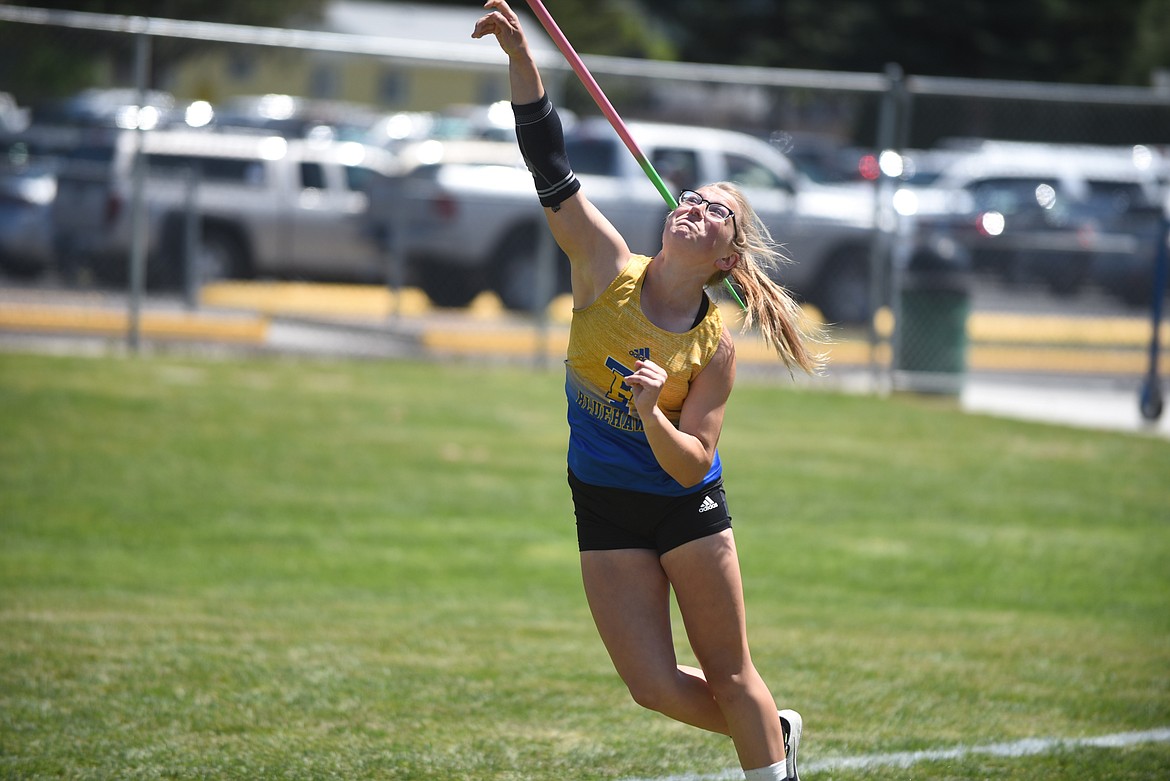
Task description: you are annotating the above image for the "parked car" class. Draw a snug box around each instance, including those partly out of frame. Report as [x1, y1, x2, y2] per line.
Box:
[371, 118, 877, 321]
[34, 88, 185, 131]
[1089, 177, 1169, 306]
[0, 92, 30, 135]
[0, 161, 55, 278]
[895, 142, 1166, 299]
[213, 94, 382, 142]
[51, 128, 398, 288]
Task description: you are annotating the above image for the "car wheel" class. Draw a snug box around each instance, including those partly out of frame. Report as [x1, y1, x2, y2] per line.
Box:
[418, 262, 483, 308]
[90, 254, 128, 287]
[492, 225, 564, 313]
[0, 252, 47, 280]
[1109, 279, 1156, 308]
[814, 253, 871, 325]
[191, 228, 246, 285]
[1045, 257, 1089, 297]
[157, 220, 249, 289]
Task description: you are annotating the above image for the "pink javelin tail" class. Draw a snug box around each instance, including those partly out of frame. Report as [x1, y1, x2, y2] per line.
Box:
[522, 0, 676, 209]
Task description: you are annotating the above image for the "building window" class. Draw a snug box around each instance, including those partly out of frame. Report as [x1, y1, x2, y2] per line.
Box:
[310, 64, 339, 99]
[378, 67, 407, 105]
[228, 51, 255, 81]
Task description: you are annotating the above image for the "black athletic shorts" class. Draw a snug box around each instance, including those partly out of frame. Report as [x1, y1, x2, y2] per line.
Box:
[568, 468, 733, 555]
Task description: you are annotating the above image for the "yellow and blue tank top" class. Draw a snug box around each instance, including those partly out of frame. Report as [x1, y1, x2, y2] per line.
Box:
[565, 254, 725, 495]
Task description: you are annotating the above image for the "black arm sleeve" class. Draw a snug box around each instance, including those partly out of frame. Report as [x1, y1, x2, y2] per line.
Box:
[512, 93, 581, 210]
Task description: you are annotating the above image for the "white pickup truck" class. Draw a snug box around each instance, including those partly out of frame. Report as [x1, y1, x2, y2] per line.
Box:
[52, 129, 398, 288]
[373, 118, 879, 322]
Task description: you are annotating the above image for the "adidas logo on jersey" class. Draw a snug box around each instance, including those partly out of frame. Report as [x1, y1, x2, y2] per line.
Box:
[698, 495, 719, 513]
[629, 347, 651, 362]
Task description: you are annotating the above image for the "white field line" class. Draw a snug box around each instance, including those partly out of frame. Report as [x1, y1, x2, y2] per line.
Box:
[621, 727, 1170, 781]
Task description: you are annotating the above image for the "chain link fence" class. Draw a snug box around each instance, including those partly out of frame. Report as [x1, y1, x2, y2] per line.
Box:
[1, 4, 1168, 391]
[886, 75, 1170, 392]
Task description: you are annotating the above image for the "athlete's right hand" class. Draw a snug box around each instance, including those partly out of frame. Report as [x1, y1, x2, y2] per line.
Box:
[625, 359, 668, 421]
[471, 0, 528, 58]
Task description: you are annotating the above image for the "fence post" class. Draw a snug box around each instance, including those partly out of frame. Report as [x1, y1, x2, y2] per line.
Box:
[866, 63, 904, 391]
[384, 217, 405, 324]
[126, 28, 151, 352]
[183, 165, 201, 310]
[1139, 216, 1170, 421]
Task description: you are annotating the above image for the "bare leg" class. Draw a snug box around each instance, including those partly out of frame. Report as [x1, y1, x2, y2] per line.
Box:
[580, 536, 787, 771]
[580, 548, 731, 733]
[662, 530, 785, 771]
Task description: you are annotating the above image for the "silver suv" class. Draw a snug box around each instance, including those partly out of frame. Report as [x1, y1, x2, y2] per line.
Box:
[52, 129, 397, 288]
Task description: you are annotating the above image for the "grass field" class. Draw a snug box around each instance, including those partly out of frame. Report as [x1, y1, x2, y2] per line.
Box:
[1, 351, 1168, 780]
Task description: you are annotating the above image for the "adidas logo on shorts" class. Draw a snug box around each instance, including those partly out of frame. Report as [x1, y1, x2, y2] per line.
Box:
[698, 495, 719, 513]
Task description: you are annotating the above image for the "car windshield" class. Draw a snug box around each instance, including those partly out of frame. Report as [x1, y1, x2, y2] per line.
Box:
[563, 138, 617, 177]
[1084, 180, 1158, 214]
[967, 177, 1062, 214]
[145, 154, 263, 184]
[65, 145, 116, 164]
[344, 164, 382, 192]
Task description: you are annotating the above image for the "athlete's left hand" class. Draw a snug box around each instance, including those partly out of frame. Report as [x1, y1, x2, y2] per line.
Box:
[626, 359, 667, 420]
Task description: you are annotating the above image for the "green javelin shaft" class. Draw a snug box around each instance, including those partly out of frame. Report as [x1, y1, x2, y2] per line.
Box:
[636, 152, 747, 310]
[637, 155, 678, 211]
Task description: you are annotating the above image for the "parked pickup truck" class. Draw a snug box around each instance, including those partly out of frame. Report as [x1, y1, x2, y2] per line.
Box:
[371, 118, 878, 322]
[52, 129, 398, 288]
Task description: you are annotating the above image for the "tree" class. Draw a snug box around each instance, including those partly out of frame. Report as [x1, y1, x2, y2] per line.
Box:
[1126, 0, 1170, 84]
[634, 0, 1163, 86]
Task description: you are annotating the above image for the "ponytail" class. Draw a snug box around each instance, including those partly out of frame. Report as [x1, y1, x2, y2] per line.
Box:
[708, 183, 826, 375]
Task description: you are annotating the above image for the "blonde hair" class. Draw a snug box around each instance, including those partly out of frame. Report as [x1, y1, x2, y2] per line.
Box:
[706, 182, 826, 375]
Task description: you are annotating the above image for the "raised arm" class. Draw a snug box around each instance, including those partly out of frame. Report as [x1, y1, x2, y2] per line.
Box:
[472, 0, 629, 307]
[470, 0, 543, 103]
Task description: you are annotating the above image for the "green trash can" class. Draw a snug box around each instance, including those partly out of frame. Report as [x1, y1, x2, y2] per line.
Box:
[895, 256, 973, 390]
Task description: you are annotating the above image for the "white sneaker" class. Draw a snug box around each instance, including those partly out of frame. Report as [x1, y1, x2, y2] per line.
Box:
[778, 709, 802, 781]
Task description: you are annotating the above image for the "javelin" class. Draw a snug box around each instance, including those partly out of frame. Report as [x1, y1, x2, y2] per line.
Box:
[522, 0, 747, 309]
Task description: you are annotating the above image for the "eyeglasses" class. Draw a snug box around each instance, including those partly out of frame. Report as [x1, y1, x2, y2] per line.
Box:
[678, 190, 737, 236]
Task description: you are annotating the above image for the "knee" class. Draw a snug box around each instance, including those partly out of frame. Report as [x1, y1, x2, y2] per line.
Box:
[622, 678, 669, 710]
[624, 678, 671, 714]
[702, 667, 755, 707]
